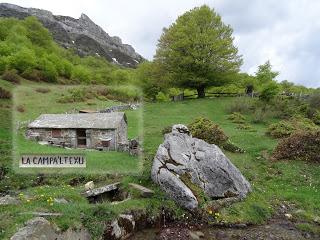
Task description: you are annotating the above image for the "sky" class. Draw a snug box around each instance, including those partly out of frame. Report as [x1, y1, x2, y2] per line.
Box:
[2, 0, 320, 88]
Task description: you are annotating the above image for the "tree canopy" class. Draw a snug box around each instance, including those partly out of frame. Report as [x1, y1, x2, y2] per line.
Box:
[154, 5, 243, 98]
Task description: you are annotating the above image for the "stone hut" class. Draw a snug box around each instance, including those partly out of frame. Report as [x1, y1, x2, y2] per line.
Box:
[26, 112, 128, 151]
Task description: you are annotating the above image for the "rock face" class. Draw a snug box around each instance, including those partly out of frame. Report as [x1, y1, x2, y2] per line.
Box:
[151, 124, 251, 210]
[0, 3, 144, 67]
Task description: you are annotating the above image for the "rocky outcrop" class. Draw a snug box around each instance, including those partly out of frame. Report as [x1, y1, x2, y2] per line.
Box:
[0, 3, 144, 67]
[151, 124, 251, 210]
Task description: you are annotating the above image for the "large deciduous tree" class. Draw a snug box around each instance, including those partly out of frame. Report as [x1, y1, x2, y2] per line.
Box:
[154, 5, 243, 98]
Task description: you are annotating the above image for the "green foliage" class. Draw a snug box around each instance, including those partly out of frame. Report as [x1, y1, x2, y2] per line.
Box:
[259, 82, 279, 102]
[273, 130, 320, 162]
[255, 60, 279, 84]
[267, 117, 319, 138]
[0, 17, 133, 85]
[9, 47, 37, 73]
[154, 5, 242, 98]
[188, 117, 228, 146]
[71, 65, 91, 83]
[155, 91, 170, 102]
[37, 58, 58, 82]
[227, 112, 246, 124]
[135, 61, 168, 100]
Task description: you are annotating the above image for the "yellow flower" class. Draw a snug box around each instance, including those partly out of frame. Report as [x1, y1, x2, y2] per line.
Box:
[208, 210, 213, 215]
[26, 199, 30, 203]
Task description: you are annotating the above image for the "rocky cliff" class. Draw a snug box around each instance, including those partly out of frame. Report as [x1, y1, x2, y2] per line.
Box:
[0, 3, 144, 67]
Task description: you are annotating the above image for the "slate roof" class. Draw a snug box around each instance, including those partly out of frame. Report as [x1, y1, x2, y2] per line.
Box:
[28, 112, 126, 129]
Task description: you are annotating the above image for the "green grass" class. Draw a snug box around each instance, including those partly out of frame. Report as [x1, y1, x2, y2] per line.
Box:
[11, 81, 143, 174]
[143, 98, 320, 224]
[1, 89, 320, 239]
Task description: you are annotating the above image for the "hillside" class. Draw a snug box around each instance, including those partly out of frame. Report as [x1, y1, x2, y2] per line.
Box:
[0, 3, 144, 67]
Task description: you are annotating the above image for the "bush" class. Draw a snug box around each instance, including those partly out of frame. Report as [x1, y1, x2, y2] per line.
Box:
[252, 108, 268, 123]
[227, 112, 246, 124]
[226, 97, 253, 114]
[308, 93, 320, 110]
[156, 91, 170, 102]
[1, 69, 22, 84]
[0, 87, 11, 99]
[188, 117, 228, 146]
[38, 58, 58, 82]
[21, 68, 42, 82]
[9, 47, 36, 73]
[273, 130, 320, 162]
[71, 65, 91, 83]
[58, 88, 91, 103]
[259, 82, 279, 102]
[267, 117, 319, 138]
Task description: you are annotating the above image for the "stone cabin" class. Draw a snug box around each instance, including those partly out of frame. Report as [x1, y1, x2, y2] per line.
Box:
[26, 112, 128, 151]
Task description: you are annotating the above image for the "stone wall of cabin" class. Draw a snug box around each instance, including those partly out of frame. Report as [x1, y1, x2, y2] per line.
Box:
[117, 118, 128, 144]
[88, 129, 116, 150]
[27, 127, 125, 151]
[26, 128, 77, 148]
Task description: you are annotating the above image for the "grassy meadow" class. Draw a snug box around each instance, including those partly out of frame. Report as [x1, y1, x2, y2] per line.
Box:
[1, 81, 319, 239]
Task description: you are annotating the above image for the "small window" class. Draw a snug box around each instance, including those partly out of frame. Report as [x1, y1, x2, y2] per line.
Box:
[52, 129, 61, 138]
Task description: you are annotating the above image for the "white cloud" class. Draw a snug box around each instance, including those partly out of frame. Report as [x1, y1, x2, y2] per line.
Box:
[2, 0, 320, 87]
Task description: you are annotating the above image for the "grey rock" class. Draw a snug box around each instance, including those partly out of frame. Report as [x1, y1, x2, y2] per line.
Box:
[83, 182, 120, 198]
[84, 181, 95, 191]
[151, 124, 251, 210]
[105, 214, 135, 240]
[10, 217, 58, 240]
[0, 3, 144, 67]
[11, 217, 91, 240]
[0, 195, 20, 205]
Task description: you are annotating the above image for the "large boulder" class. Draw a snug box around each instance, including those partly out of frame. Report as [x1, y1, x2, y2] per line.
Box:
[151, 124, 251, 210]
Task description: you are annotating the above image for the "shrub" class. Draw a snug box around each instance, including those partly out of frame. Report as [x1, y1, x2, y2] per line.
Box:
[259, 82, 279, 102]
[156, 91, 170, 102]
[1, 69, 22, 84]
[188, 117, 228, 146]
[58, 88, 91, 103]
[38, 58, 58, 82]
[227, 112, 246, 124]
[71, 65, 91, 83]
[226, 97, 253, 114]
[273, 130, 320, 162]
[8, 47, 36, 73]
[21, 68, 42, 82]
[308, 93, 320, 110]
[35, 87, 50, 94]
[0, 87, 11, 99]
[252, 108, 267, 123]
[267, 117, 319, 138]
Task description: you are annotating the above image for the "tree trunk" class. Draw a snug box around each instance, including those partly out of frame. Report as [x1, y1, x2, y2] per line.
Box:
[197, 87, 205, 98]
